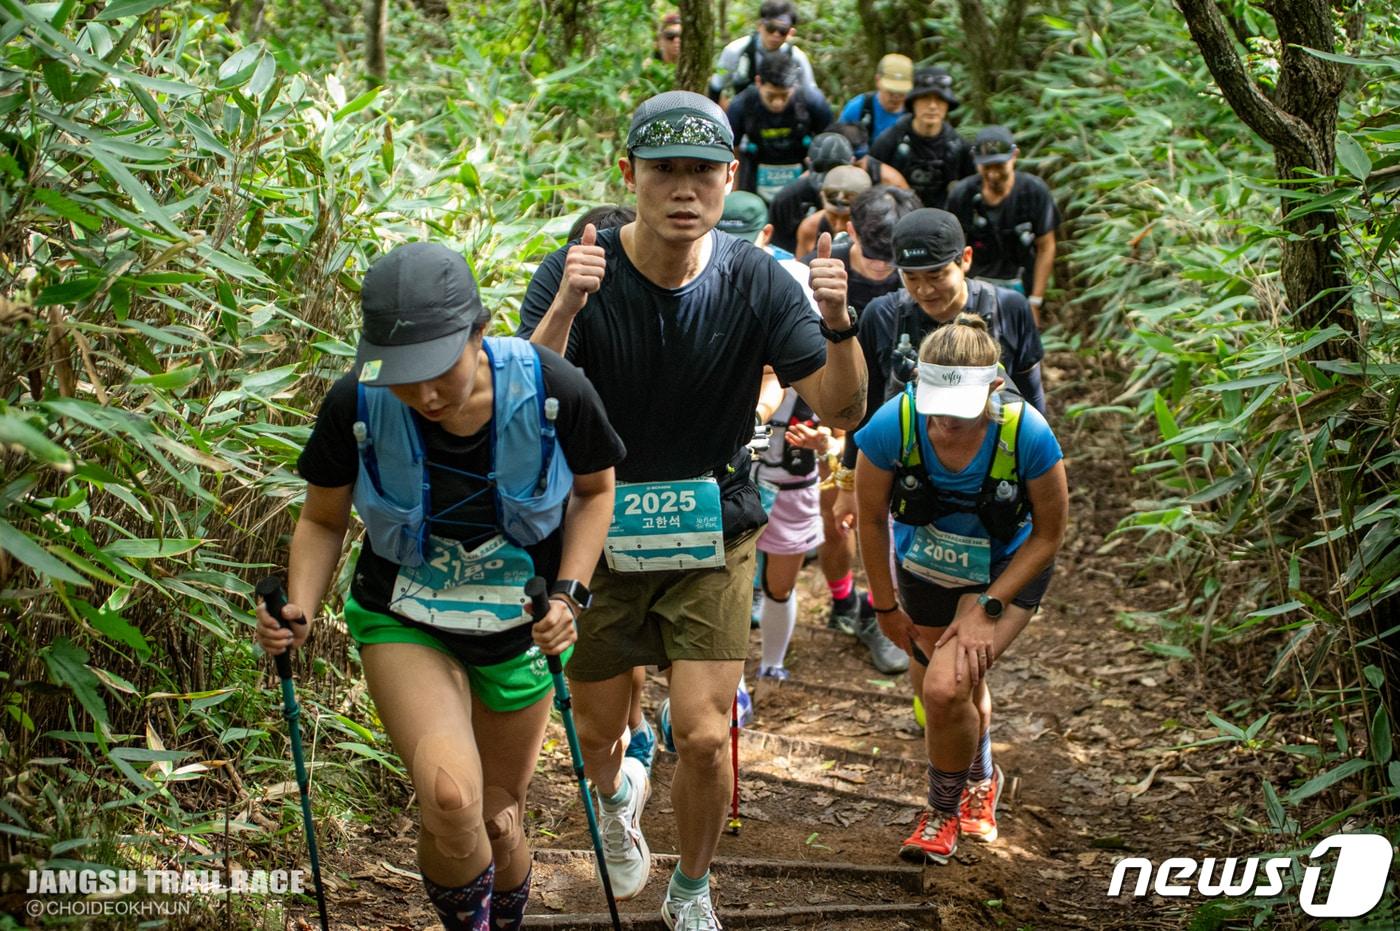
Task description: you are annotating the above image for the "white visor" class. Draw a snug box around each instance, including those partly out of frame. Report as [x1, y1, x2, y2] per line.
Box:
[914, 363, 999, 418]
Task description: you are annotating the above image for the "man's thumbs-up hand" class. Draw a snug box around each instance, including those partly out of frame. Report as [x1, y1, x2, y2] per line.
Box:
[558, 222, 607, 317]
[808, 231, 850, 324]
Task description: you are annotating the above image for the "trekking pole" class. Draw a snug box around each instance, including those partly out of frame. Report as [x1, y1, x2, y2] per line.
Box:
[727, 695, 742, 836]
[255, 578, 330, 931]
[526, 577, 623, 931]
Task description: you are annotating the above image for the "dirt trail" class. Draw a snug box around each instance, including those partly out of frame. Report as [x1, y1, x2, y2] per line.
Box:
[318, 355, 1242, 930]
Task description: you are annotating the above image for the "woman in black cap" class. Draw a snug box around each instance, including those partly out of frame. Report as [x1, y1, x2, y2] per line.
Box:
[253, 242, 625, 930]
[852, 313, 1067, 864]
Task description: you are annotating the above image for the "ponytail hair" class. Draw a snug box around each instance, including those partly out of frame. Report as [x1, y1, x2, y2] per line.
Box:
[918, 313, 1003, 420]
[917, 312, 999, 367]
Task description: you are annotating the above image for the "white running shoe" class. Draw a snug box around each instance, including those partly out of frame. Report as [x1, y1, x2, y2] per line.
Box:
[596, 756, 652, 900]
[662, 889, 723, 930]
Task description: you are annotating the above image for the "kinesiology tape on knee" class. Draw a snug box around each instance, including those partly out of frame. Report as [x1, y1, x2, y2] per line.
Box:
[413, 736, 484, 861]
[482, 786, 524, 872]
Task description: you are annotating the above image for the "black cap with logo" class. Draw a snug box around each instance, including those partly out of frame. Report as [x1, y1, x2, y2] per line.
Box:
[891, 209, 966, 270]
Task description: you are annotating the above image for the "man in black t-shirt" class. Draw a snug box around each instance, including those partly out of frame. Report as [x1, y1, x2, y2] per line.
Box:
[727, 52, 833, 201]
[946, 125, 1061, 326]
[518, 91, 865, 928]
[767, 131, 855, 255]
[869, 67, 974, 210]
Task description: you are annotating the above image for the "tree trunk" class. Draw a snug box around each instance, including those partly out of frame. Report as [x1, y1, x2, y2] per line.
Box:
[954, 0, 1030, 122]
[676, 0, 715, 96]
[365, 0, 388, 85]
[1176, 0, 1355, 346]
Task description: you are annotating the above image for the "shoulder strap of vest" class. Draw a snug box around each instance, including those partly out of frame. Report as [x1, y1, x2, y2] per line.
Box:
[742, 32, 759, 80]
[482, 335, 549, 484]
[860, 92, 876, 131]
[989, 399, 1023, 484]
[898, 385, 922, 468]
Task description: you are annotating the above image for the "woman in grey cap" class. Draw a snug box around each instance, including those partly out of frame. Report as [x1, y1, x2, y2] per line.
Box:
[254, 242, 625, 931]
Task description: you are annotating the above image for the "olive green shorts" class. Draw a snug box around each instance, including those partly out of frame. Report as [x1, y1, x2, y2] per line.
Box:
[566, 530, 759, 682]
[344, 596, 568, 713]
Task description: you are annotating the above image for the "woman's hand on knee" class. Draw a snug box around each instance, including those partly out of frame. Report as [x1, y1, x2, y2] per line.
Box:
[937, 608, 996, 687]
[532, 598, 577, 656]
[876, 605, 916, 657]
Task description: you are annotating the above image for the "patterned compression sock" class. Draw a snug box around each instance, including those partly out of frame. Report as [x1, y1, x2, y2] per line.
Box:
[423, 862, 494, 931]
[667, 864, 710, 902]
[759, 593, 796, 670]
[489, 865, 531, 931]
[927, 763, 970, 816]
[827, 572, 854, 603]
[968, 729, 993, 782]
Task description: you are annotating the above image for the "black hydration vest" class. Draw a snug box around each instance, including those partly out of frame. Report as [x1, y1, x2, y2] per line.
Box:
[883, 284, 1006, 403]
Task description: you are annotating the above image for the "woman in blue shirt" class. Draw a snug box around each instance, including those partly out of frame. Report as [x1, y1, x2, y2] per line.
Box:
[853, 312, 1067, 865]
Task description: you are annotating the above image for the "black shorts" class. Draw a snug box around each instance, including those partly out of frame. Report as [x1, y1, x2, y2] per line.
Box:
[896, 555, 1054, 629]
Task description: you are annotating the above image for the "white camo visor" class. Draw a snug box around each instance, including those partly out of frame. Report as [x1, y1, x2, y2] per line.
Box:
[914, 363, 999, 419]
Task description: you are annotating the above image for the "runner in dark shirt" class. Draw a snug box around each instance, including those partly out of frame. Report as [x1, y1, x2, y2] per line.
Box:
[945, 125, 1061, 326]
[869, 67, 974, 209]
[727, 52, 833, 201]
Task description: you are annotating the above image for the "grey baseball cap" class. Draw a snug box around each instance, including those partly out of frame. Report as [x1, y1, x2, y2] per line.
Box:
[892, 209, 966, 270]
[807, 132, 855, 173]
[355, 242, 487, 386]
[627, 90, 735, 162]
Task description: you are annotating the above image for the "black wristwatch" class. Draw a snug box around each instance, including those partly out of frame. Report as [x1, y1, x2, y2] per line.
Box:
[549, 579, 593, 610]
[977, 593, 1003, 619]
[819, 306, 860, 343]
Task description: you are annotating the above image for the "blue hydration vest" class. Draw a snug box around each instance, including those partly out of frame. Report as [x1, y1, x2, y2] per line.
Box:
[351, 336, 572, 566]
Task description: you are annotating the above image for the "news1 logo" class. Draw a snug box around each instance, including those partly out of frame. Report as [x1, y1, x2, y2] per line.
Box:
[1107, 833, 1394, 918]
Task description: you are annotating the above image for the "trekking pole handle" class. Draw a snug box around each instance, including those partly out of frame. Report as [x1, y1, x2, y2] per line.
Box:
[526, 576, 565, 675]
[256, 577, 295, 682]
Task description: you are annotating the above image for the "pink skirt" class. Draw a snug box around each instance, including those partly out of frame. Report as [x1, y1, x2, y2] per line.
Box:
[756, 484, 824, 555]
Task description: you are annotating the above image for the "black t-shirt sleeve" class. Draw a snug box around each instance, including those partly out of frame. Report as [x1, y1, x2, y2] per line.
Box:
[538, 348, 627, 474]
[945, 178, 975, 233]
[999, 291, 1045, 372]
[844, 293, 898, 468]
[1030, 177, 1061, 235]
[752, 250, 826, 385]
[297, 374, 360, 488]
[516, 247, 574, 355]
[727, 91, 750, 140]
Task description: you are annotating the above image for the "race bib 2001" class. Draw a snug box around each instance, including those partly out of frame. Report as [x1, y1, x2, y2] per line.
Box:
[604, 478, 724, 572]
[901, 525, 991, 588]
[390, 534, 535, 633]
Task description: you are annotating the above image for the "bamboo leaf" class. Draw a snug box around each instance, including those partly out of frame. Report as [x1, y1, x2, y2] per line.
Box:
[0, 518, 88, 585]
[1285, 758, 1373, 805]
[40, 638, 109, 729]
[94, 0, 166, 20]
[1335, 131, 1371, 182]
[104, 537, 202, 559]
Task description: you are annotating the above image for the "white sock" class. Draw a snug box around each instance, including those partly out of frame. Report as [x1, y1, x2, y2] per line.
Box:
[759, 593, 797, 670]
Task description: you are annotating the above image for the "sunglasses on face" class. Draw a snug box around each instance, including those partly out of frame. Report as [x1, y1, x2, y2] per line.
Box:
[661, 30, 681, 39]
[822, 190, 862, 206]
[761, 20, 792, 34]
